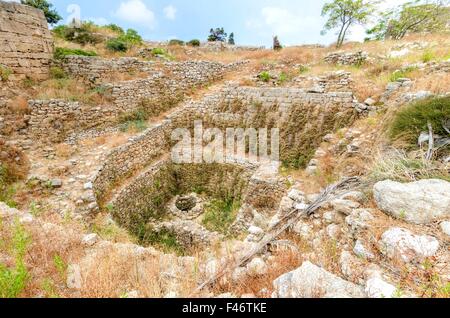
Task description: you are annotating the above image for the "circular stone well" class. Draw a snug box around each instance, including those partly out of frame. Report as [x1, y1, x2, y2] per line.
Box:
[169, 193, 205, 220]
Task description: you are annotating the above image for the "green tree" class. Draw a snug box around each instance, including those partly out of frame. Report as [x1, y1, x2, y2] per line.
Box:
[367, 1, 449, 40]
[208, 28, 227, 42]
[228, 32, 235, 45]
[321, 0, 375, 48]
[20, 0, 62, 25]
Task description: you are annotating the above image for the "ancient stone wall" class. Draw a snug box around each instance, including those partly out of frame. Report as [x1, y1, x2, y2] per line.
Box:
[59, 56, 155, 86]
[324, 51, 368, 66]
[28, 99, 117, 143]
[108, 60, 246, 111]
[27, 60, 247, 143]
[200, 41, 264, 52]
[0, 1, 53, 80]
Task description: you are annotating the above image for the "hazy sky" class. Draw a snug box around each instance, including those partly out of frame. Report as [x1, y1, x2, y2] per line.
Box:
[6, 0, 411, 46]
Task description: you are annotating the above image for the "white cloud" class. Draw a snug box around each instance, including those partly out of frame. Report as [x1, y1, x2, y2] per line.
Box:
[113, 0, 155, 27]
[163, 5, 177, 20]
[247, 7, 325, 46]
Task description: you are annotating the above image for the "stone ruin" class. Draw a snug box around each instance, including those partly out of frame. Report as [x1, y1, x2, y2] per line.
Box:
[324, 51, 369, 66]
[0, 0, 53, 80]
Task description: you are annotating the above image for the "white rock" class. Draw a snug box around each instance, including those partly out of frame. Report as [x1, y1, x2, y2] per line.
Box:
[294, 202, 309, 211]
[326, 224, 341, 239]
[19, 214, 34, 224]
[232, 267, 247, 282]
[380, 227, 440, 263]
[272, 261, 366, 298]
[288, 189, 305, 203]
[248, 226, 264, 236]
[440, 221, 450, 236]
[293, 221, 313, 240]
[83, 182, 93, 190]
[374, 179, 450, 224]
[345, 209, 374, 232]
[323, 211, 337, 224]
[278, 196, 294, 213]
[331, 199, 360, 215]
[353, 240, 375, 260]
[365, 277, 397, 298]
[364, 98, 376, 106]
[246, 258, 268, 276]
[82, 233, 99, 246]
[67, 264, 82, 289]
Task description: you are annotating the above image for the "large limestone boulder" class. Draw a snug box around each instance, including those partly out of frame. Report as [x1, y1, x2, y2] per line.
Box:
[373, 179, 450, 224]
[272, 261, 366, 298]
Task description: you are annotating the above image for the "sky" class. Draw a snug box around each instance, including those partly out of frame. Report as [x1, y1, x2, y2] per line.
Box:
[5, 0, 411, 47]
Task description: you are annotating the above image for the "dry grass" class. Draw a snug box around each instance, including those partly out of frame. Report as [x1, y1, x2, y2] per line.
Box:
[34, 78, 109, 105]
[55, 144, 75, 159]
[213, 249, 302, 297]
[7, 96, 30, 115]
[413, 73, 450, 95]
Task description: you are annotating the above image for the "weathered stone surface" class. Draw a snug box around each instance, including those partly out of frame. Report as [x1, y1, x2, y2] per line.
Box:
[272, 261, 366, 298]
[365, 276, 397, 298]
[324, 51, 368, 66]
[0, 1, 53, 80]
[353, 240, 375, 260]
[374, 179, 450, 224]
[440, 221, 450, 236]
[380, 228, 440, 263]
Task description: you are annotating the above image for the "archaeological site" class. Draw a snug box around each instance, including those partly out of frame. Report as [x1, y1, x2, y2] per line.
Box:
[0, 0, 449, 302]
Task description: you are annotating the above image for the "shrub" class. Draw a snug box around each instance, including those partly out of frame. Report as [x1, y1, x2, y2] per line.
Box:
[390, 96, 450, 147]
[188, 39, 200, 47]
[54, 47, 97, 59]
[169, 39, 185, 46]
[62, 24, 102, 45]
[106, 38, 128, 52]
[151, 48, 167, 56]
[104, 23, 125, 35]
[0, 65, 12, 81]
[118, 29, 142, 47]
[49, 66, 67, 79]
[258, 71, 271, 82]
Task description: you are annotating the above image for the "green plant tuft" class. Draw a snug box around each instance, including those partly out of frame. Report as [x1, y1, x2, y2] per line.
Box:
[389, 96, 450, 147]
[202, 197, 240, 235]
[0, 65, 12, 81]
[54, 47, 98, 60]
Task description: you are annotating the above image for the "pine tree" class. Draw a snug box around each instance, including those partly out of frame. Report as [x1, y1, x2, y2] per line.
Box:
[228, 32, 235, 45]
